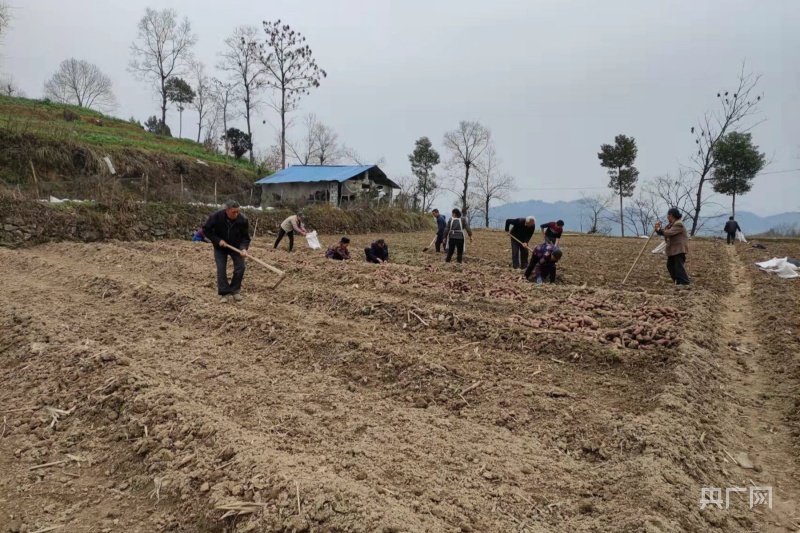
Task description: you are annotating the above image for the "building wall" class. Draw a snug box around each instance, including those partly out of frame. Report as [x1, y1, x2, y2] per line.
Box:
[261, 178, 394, 206]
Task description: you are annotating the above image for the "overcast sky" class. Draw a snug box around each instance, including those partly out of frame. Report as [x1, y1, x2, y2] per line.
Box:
[2, 0, 798, 215]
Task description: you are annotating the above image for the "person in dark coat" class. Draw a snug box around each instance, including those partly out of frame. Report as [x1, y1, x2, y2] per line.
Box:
[540, 220, 564, 245]
[655, 207, 691, 288]
[524, 243, 562, 284]
[432, 209, 447, 253]
[365, 239, 389, 264]
[444, 208, 473, 264]
[505, 216, 536, 269]
[724, 216, 742, 245]
[202, 199, 251, 303]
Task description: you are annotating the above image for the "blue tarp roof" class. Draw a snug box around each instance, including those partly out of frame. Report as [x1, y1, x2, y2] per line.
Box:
[255, 165, 398, 188]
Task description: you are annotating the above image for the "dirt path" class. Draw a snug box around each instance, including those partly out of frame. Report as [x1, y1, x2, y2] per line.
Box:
[718, 244, 800, 531]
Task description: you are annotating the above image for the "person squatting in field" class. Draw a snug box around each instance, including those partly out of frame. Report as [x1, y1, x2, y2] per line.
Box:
[326, 237, 351, 260]
[654, 207, 691, 288]
[202, 199, 251, 303]
[364, 239, 389, 264]
[505, 216, 536, 270]
[443, 208, 473, 263]
[524, 243, 562, 284]
[274, 211, 308, 252]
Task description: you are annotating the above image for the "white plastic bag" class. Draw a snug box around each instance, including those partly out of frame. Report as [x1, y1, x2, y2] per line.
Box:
[755, 257, 799, 279]
[305, 231, 321, 250]
[651, 241, 666, 254]
[736, 230, 747, 243]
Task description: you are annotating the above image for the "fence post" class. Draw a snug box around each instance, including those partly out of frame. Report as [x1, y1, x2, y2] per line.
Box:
[29, 160, 40, 199]
[214, 179, 217, 205]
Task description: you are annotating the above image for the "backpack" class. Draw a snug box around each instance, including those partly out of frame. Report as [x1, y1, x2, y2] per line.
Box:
[449, 218, 465, 240]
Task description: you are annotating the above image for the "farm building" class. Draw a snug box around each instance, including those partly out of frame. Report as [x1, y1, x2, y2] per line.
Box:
[256, 165, 399, 207]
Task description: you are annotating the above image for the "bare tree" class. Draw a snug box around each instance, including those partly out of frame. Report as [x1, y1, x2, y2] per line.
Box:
[641, 173, 722, 234]
[313, 120, 341, 165]
[341, 145, 386, 167]
[128, 8, 197, 135]
[42, 59, 117, 112]
[619, 192, 658, 237]
[393, 174, 416, 210]
[287, 114, 317, 165]
[0, 74, 24, 97]
[471, 145, 515, 227]
[686, 62, 764, 235]
[0, 2, 10, 41]
[188, 61, 211, 143]
[209, 79, 241, 157]
[258, 20, 327, 169]
[442, 121, 492, 216]
[577, 193, 613, 234]
[218, 26, 266, 163]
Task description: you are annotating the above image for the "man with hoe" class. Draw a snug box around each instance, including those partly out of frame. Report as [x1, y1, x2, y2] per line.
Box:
[505, 216, 536, 270]
[274, 211, 308, 252]
[202, 200, 251, 303]
[432, 209, 447, 253]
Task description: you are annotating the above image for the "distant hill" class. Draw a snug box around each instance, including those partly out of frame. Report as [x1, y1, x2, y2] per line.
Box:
[488, 199, 800, 237]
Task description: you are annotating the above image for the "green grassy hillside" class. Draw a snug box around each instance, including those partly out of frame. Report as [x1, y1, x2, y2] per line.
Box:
[0, 95, 262, 203]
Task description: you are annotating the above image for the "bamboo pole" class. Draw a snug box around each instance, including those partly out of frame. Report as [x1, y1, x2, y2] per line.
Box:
[622, 231, 655, 285]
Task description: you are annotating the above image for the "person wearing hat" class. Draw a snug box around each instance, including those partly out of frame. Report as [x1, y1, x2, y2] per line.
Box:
[654, 207, 691, 288]
[274, 211, 307, 252]
[364, 238, 389, 264]
[524, 243, 562, 284]
[325, 237, 351, 260]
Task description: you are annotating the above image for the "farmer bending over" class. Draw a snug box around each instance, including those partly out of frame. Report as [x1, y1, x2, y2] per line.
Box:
[326, 237, 351, 260]
[202, 199, 251, 303]
[540, 220, 564, 245]
[274, 211, 307, 252]
[524, 243, 562, 284]
[365, 239, 389, 264]
[505, 216, 536, 270]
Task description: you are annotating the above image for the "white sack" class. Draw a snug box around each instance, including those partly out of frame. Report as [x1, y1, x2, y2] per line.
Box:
[306, 231, 322, 250]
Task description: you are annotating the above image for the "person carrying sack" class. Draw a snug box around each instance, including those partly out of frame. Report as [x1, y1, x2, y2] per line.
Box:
[444, 208, 473, 264]
[274, 211, 308, 252]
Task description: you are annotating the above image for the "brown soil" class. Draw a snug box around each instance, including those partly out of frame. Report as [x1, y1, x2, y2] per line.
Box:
[0, 232, 798, 532]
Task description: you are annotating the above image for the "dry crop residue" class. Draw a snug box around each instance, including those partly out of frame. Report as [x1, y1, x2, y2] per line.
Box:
[0, 231, 797, 532]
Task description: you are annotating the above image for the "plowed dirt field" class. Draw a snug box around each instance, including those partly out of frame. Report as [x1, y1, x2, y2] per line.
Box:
[1, 231, 798, 532]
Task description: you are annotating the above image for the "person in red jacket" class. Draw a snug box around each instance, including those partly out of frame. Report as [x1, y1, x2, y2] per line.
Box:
[540, 220, 564, 245]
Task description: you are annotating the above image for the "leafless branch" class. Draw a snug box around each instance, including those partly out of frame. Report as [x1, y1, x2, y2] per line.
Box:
[442, 120, 492, 216]
[128, 8, 197, 134]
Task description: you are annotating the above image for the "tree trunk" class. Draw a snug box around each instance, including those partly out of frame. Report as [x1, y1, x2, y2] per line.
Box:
[280, 89, 287, 169]
[160, 77, 168, 136]
[197, 109, 202, 143]
[484, 198, 490, 228]
[732, 190, 736, 220]
[223, 101, 229, 157]
[179, 108, 183, 138]
[690, 175, 706, 236]
[245, 88, 254, 164]
[461, 163, 470, 215]
[619, 179, 624, 238]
